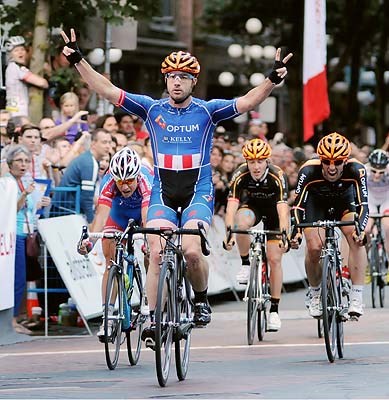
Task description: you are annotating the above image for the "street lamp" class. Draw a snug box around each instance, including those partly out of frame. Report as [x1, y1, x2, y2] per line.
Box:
[218, 18, 276, 88]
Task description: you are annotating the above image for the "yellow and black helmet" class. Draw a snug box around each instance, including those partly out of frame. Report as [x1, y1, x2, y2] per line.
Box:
[242, 138, 272, 160]
[161, 51, 200, 76]
[317, 132, 351, 160]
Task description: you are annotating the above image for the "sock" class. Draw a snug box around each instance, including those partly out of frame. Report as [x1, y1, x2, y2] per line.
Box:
[194, 289, 208, 304]
[270, 298, 280, 313]
[310, 286, 321, 294]
[351, 285, 363, 302]
[241, 254, 250, 265]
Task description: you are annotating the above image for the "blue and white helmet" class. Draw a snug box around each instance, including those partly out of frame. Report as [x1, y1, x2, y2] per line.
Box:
[109, 147, 141, 180]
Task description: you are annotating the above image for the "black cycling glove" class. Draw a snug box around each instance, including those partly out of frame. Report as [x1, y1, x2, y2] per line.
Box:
[268, 60, 285, 85]
[65, 38, 84, 66]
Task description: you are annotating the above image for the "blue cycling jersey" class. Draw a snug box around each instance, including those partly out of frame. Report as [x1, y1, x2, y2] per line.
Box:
[117, 91, 240, 225]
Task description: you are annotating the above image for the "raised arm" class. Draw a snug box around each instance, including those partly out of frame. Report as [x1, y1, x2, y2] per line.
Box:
[236, 48, 293, 114]
[61, 29, 121, 105]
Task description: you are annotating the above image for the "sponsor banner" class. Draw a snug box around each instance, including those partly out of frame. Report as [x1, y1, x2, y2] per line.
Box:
[0, 178, 17, 311]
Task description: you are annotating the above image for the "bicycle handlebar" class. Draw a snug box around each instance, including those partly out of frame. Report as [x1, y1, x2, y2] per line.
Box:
[80, 218, 211, 257]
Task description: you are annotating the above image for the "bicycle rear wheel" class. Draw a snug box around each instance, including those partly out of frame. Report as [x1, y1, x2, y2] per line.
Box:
[126, 266, 145, 366]
[321, 255, 337, 363]
[369, 243, 379, 308]
[155, 261, 175, 387]
[175, 275, 193, 381]
[104, 265, 123, 370]
[247, 257, 259, 345]
[378, 246, 386, 308]
[317, 319, 323, 338]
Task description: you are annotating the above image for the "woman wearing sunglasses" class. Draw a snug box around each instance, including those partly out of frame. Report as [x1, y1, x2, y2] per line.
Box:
[290, 132, 368, 319]
[77, 147, 153, 339]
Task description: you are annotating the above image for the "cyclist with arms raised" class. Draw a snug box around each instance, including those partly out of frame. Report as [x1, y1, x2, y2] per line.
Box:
[291, 133, 368, 319]
[223, 139, 290, 331]
[78, 147, 153, 338]
[61, 29, 292, 342]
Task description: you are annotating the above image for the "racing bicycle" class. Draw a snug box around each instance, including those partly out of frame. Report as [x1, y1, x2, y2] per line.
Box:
[227, 227, 287, 345]
[368, 210, 389, 308]
[294, 213, 360, 362]
[80, 223, 147, 370]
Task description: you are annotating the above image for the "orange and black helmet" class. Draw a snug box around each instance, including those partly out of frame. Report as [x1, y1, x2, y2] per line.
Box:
[317, 132, 351, 161]
[161, 51, 200, 76]
[242, 138, 272, 160]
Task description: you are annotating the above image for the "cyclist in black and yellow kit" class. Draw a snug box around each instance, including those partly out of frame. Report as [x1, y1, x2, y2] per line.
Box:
[291, 133, 368, 318]
[223, 139, 290, 331]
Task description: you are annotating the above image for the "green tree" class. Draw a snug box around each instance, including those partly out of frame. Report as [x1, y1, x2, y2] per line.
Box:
[1, 0, 159, 123]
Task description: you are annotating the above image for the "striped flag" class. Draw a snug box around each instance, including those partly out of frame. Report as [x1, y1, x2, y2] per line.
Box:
[303, 0, 330, 142]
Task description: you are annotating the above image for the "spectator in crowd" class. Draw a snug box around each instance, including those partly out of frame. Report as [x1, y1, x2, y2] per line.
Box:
[132, 115, 149, 142]
[0, 109, 11, 150]
[112, 131, 128, 152]
[55, 92, 89, 143]
[39, 110, 88, 142]
[95, 114, 118, 133]
[94, 152, 111, 205]
[248, 114, 268, 141]
[51, 128, 111, 223]
[5, 36, 48, 117]
[142, 136, 154, 169]
[303, 143, 316, 160]
[114, 112, 136, 139]
[5, 145, 51, 334]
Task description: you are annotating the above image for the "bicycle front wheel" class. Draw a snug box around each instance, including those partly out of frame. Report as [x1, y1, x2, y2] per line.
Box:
[321, 255, 337, 363]
[126, 266, 145, 366]
[369, 243, 379, 308]
[104, 265, 123, 370]
[247, 257, 260, 345]
[155, 261, 175, 387]
[175, 275, 193, 381]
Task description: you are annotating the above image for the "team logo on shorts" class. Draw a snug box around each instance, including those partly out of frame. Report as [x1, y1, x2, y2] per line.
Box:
[155, 115, 167, 129]
[188, 210, 197, 218]
[154, 210, 165, 217]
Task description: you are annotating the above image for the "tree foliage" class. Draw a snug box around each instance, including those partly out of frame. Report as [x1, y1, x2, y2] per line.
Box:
[200, 0, 388, 146]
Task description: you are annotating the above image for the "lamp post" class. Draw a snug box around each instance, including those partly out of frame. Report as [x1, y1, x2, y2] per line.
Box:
[218, 18, 281, 128]
[218, 18, 276, 89]
[86, 21, 123, 115]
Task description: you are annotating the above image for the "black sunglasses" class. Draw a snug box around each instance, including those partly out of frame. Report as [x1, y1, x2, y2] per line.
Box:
[322, 159, 344, 166]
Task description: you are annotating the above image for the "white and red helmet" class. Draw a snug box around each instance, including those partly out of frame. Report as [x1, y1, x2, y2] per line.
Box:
[109, 147, 141, 180]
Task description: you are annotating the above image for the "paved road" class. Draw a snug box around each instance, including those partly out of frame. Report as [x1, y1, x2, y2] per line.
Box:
[1, 286, 389, 399]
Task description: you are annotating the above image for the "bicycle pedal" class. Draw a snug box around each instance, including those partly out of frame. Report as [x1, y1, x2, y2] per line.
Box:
[348, 315, 359, 322]
[145, 337, 156, 350]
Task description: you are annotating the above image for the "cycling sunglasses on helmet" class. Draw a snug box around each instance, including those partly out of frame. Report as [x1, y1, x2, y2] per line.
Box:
[321, 159, 344, 166]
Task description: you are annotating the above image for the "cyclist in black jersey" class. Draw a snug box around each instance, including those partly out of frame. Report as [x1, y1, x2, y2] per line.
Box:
[290, 133, 368, 318]
[223, 139, 290, 331]
[60, 29, 293, 336]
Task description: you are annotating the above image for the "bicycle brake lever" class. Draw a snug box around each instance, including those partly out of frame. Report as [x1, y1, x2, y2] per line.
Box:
[197, 222, 210, 256]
